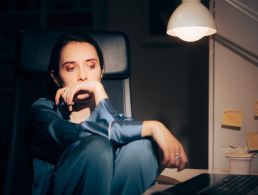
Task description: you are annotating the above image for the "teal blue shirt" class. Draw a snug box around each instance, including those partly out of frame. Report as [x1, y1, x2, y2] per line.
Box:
[29, 98, 143, 195]
[29, 98, 142, 164]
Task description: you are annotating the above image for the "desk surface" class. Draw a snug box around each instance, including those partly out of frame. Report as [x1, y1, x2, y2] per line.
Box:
[144, 168, 258, 195]
[160, 168, 258, 182]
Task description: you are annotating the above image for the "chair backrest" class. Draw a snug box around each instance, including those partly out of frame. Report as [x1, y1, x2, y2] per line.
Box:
[4, 29, 132, 195]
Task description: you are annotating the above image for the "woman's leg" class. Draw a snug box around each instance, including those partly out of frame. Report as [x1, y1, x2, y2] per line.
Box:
[111, 139, 159, 195]
[52, 135, 114, 195]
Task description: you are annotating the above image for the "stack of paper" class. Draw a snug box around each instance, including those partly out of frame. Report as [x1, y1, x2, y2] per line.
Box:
[222, 145, 255, 158]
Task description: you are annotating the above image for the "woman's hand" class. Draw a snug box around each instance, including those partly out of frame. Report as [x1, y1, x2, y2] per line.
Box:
[55, 81, 108, 111]
[142, 121, 188, 171]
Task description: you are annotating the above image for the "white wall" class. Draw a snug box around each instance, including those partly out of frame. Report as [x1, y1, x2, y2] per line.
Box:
[209, 0, 258, 172]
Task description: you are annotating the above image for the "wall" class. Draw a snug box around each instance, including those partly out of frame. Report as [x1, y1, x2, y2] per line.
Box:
[209, 0, 258, 172]
[105, 0, 209, 168]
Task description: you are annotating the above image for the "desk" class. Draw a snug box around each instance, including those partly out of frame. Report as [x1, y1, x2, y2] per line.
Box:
[144, 168, 258, 195]
[144, 168, 207, 195]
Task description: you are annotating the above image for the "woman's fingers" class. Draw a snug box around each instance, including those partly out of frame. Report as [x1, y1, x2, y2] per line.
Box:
[161, 150, 170, 166]
[178, 147, 188, 171]
[62, 87, 72, 105]
[174, 151, 181, 168]
[55, 88, 64, 105]
[66, 85, 77, 106]
[55, 82, 92, 111]
[162, 140, 188, 171]
[171, 146, 188, 171]
[143, 121, 188, 171]
[55, 86, 74, 106]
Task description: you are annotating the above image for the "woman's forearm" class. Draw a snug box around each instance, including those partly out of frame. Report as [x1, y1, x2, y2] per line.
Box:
[141, 120, 160, 137]
[142, 120, 168, 137]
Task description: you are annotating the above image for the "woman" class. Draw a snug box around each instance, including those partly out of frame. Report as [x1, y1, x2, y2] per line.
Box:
[29, 33, 188, 195]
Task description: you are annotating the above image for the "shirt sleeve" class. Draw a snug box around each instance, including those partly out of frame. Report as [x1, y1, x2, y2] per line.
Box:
[80, 98, 142, 145]
[29, 98, 82, 164]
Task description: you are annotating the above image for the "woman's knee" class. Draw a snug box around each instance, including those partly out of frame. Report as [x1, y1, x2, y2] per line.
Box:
[80, 136, 113, 162]
[59, 135, 113, 167]
[129, 139, 156, 159]
[112, 139, 159, 193]
[121, 139, 158, 171]
[54, 136, 114, 194]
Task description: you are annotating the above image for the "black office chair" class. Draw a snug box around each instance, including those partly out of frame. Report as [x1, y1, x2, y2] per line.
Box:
[4, 29, 133, 195]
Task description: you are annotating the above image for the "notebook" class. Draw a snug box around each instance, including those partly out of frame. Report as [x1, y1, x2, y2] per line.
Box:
[153, 173, 258, 195]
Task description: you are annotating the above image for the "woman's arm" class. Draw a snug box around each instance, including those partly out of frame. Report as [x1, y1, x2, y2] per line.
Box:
[29, 98, 82, 163]
[53, 82, 188, 170]
[81, 98, 187, 171]
[142, 121, 188, 171]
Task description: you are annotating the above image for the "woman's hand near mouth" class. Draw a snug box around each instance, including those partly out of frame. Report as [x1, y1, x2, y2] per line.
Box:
[55, 81, 108, 111]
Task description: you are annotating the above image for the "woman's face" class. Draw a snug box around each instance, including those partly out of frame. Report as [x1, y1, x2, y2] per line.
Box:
[58, 41, 103, 87]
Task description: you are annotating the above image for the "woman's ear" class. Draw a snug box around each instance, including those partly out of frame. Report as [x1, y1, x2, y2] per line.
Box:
[51, 71, 61, 87]
[101, 68, 104, 79]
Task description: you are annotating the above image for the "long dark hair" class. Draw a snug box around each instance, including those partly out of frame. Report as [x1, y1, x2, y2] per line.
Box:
[47, 33, 104, 100]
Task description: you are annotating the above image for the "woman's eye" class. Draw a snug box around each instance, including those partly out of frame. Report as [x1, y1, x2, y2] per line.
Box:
[65, 66, 75, 72]
[88, 63, 96, 69]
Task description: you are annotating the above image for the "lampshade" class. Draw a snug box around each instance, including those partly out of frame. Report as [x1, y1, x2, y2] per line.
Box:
[167, 0, 216, 42]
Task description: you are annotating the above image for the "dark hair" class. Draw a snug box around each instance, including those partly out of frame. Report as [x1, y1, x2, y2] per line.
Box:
[47, 33, 104, 100]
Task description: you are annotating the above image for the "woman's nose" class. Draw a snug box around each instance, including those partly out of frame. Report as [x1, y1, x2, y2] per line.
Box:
[78, 68, 87, 81]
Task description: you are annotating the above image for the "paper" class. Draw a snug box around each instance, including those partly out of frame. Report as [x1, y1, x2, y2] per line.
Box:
[222, 110, 243, 130]
[222, 145, 255, 158]
[246, 132, 258, 152]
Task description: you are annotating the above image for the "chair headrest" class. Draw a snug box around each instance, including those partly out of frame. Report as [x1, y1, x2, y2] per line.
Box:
[18, 30, 130, 78]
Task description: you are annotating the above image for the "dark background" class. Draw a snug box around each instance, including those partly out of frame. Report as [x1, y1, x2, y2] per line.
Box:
[0, 0, 209, 193]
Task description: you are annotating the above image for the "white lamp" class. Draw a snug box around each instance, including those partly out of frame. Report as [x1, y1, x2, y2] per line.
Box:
[167, 0, 216, 42]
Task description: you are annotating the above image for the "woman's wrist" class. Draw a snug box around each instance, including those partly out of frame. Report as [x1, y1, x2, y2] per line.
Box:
[142, 120, 171, 140]
[142, 120, 159, 138]
[93, 81, 108, 104]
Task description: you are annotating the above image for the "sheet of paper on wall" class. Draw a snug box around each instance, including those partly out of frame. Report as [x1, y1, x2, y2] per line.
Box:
[221, 110, 243, 130]
[246, 132, 258, 152]
[254, 101, 258, 120]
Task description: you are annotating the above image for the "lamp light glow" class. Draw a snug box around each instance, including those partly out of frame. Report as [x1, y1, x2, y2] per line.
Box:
[167, 0, 216, 42]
